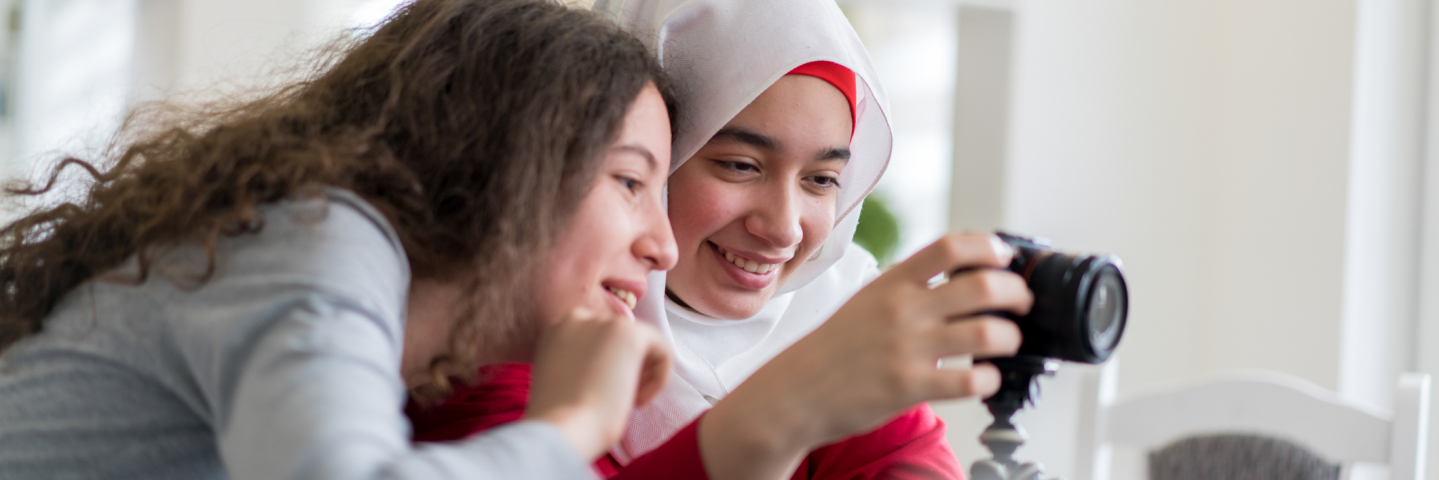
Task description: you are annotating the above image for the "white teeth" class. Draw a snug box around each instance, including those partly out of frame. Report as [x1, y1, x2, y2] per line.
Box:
[606, 287, 637, 310]
[718, 247, 779, 275]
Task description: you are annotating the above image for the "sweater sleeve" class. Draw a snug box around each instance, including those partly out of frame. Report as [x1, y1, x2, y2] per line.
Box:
[215, 296, 594, 480]
[797, 403, 965, 480]
[201, 193, 596, 480]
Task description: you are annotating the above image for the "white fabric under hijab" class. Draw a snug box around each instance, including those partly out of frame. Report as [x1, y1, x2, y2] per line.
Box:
[595, 0, 895, 461]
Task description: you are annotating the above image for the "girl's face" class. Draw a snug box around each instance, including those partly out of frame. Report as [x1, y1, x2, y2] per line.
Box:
[536, 83, 677, 324]
[666, 75, 853, 319]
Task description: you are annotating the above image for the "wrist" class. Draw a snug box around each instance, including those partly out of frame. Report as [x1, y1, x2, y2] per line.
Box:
[699, 388, 817, 480]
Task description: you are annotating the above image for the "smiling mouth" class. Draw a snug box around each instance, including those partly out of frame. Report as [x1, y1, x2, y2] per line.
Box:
[711, 242, 782, 275]
[605, 286, 638, 310]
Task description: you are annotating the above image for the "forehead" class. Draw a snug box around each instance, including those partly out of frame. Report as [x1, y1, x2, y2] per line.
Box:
[613, 84, 673, 172]
[731, 75, 853, 128]
[694, 76, 853, 163]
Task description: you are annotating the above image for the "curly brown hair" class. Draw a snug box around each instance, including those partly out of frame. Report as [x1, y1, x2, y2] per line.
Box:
[0, 0, 677, 393]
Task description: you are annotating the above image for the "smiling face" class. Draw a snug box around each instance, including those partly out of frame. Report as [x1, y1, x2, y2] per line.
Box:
[534, 83, 678, 325]
[666, 75, 854, 319]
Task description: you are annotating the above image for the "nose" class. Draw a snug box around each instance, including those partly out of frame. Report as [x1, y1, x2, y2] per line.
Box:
[635, 199, 678, 270]
[744, 183, 803, 249]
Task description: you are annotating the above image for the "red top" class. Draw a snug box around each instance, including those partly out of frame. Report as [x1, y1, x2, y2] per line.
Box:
[407, 363, 966, 480]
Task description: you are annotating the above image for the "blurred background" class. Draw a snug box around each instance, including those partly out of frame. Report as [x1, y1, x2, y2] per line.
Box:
[7, 0, 1439, 478]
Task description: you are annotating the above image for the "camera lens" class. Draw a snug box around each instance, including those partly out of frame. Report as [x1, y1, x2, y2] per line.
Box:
[1001, 234, 1128, 365]
[1085, 264, 1126, 355]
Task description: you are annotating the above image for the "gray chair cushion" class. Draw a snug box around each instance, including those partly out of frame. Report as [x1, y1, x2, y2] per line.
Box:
[1148, 434, 1341, 480]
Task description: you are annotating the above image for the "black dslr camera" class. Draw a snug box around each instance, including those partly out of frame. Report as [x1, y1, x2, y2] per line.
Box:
[995, 232, 1127, 364]
[969, 232, 1128, 480]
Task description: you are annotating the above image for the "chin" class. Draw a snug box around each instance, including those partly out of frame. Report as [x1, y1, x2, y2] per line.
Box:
[705, 295, 769, 320]
[703, 307, 761, 321]
[676, 277, 779, 319]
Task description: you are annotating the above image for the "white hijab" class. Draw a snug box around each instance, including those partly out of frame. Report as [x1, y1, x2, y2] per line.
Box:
[595, 0, 894, 461]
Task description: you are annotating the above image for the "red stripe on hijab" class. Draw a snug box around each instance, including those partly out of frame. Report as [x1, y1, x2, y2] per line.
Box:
[787, 61, 857, 137]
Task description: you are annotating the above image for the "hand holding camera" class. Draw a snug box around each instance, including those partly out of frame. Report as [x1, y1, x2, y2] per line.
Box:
[696, 231, 1129, 480]
[699, 232, 1035, 480]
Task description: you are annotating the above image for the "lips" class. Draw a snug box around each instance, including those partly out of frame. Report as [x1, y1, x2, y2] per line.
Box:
[600, 277, 647, 316]
[708, 242, 788, 289]
[721, 248, 779, 274]
[605, 286, 638, 310]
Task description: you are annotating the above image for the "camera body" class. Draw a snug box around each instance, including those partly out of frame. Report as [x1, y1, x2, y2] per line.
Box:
[995, 232, 1128, 364]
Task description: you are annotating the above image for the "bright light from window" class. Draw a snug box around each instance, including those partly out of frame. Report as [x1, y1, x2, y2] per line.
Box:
[350, 0, 411, 31]
[843, 2, 958, 260]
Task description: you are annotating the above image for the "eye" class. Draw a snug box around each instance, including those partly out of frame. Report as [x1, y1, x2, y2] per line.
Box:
[716, 160, 759, 174]
[807, 175, 841, 190]
[616, 175, 640, 193]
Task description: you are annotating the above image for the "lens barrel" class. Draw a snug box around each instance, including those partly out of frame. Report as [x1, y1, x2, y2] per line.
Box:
[997, 233, 1128, 364]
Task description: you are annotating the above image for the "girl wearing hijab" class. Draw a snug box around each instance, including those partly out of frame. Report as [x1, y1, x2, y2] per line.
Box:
[409, 0, 1032, 479]
[0, 1, 681, 478]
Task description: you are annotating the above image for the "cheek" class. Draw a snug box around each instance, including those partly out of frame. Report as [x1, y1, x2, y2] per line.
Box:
[531, 268, 573, 326]
[534, 244, 613, 325]
[668, 176, 745, 248]
[798, 200, 837, 254]
[563, 186, 644, 265]
[534, 211, 612, 318]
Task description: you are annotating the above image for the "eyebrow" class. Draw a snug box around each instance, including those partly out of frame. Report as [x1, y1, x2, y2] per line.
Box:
[612, 144, 658, 171]
[816, 147, 851, 163]
[710, 127, 780, 152]
[710, 126, 851, 164]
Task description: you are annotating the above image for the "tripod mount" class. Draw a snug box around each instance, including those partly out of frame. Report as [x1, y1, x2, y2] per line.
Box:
[968, 356, 1063, 480]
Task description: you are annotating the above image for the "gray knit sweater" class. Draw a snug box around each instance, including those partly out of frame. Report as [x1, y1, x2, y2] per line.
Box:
[0, 189, 594, 480]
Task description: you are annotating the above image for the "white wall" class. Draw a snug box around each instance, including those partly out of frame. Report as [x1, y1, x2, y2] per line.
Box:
[12, 0, 137, 178]
[846, 2, 960, 260]
[1005, 0, 1359, 398]
[7, 0, 375, 181]
[5, 0, 403, 208]
[925, 0, 1438, 477]
[167, 0, 398, 97]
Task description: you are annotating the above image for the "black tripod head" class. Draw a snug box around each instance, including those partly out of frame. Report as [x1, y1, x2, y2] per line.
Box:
[969, 356, 1061, 480]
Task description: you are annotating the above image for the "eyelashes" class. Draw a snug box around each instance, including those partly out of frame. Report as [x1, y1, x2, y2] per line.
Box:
[716, 160, 758, 174]
[616, 175, 640, 192]
[808, 176, 841, 189]
[711, 158, 842, 191]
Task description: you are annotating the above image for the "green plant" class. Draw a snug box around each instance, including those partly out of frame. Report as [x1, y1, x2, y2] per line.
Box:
[853, 192, 901, 266]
